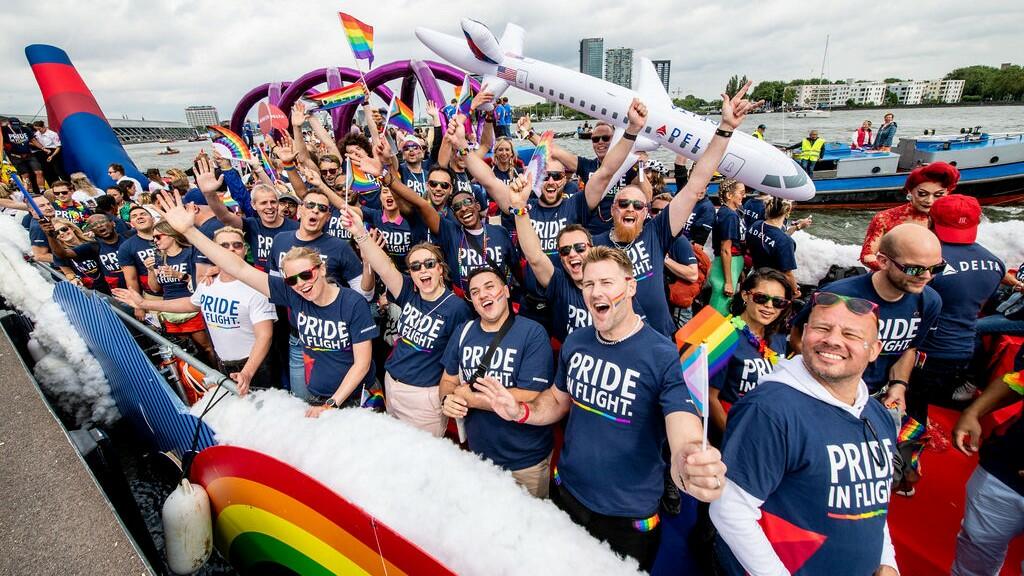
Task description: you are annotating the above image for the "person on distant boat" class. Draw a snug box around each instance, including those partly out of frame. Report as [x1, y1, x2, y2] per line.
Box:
[787, 130, 825, 177]
[852, 120, 874, 150]
[860, 161, 959, 270]
[875, 113, 898, 152]
[752, 124, 766, 140]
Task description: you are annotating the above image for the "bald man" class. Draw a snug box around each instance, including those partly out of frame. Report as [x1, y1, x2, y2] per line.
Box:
[791, 224, 943, 410]
[713, 293, 899, 576]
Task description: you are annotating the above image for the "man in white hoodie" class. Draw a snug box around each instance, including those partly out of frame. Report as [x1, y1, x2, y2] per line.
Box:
[711, 292, 900, 576]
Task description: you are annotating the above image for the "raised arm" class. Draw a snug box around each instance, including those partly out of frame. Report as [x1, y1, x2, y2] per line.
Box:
[195, 154, 244, 228]
[508, 174, 555, 288]
[296, 165, 347, 210]
[448, 116, 511, 210]
[306, 110, 342, 161]
[339, 205, 404, 297]
[426, 100, 444, 162]
[519, 116, 579, 171]
[585, 98, 648, 210]
[273, 133, 308, 199]
[671, 81, 763, 237]
[289, 102, 313, 165]
[349, 147, 441, 234]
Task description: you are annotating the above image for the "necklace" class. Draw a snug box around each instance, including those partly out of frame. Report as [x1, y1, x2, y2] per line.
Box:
[733, 316, 780, 365]
[596, 316, 644, 345]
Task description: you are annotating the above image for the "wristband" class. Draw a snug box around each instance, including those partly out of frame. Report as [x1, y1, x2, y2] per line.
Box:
[353, 232, 370, 243]
[887, 379, 909, 389]
[526, 130, 536, 140]
[715, 128, 734, 138]
[457, 147, 470, 157]
[516, 401, 530, 424]
[623, 132, 638, 141]
[508, 206, 528, 216]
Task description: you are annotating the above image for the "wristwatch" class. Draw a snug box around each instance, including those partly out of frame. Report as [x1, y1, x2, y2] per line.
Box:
[324, 397, 338, 408]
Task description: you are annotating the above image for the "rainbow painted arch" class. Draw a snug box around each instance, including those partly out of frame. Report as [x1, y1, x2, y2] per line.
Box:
[190, 445, 454, 576]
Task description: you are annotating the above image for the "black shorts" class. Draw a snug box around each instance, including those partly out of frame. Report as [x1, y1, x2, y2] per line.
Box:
[10, 153, 41, 174]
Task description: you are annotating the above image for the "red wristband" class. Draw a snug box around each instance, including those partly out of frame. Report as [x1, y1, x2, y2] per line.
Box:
[516, 401, 530, 424]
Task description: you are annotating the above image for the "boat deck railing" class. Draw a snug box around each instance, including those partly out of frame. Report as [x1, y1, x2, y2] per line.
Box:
[914, 132, 1024, 152]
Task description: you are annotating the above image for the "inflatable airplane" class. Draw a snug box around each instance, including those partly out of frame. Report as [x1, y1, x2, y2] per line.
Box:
[416, 20, 815, 201]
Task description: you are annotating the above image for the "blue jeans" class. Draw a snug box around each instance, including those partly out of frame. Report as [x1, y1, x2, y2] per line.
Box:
[798, 158, 816, 178]
[951, 466, 1024, 575]
[288, 335, 310, 401]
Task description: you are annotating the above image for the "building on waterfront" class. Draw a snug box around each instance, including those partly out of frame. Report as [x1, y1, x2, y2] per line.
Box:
[792, 78, 965, 107]
[185, 105, 219, 129]
[887, 79, 965, 105]
[653, 60, 671, 92]
[605, 48, 633, 89]
[579, 38, 603, 79]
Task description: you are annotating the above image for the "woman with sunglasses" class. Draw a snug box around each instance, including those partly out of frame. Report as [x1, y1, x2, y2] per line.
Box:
[38, 217, 108, 292]
[338, 205, 471, 435]
[708, 268, 792, 437]
[144, 220, 215, 363]
[709, 178, 747, 314]
[747, 197, 801, 297]
[152, 191, 378, 416]
[860, 161, 959, 271]
[113, 227, 277, 395]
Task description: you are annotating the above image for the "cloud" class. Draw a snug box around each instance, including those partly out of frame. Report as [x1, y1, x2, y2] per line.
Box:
[2, 0, 1020, 122]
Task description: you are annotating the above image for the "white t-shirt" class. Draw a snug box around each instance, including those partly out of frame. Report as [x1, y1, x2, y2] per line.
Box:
[72, 188, 104, 209]
[189, 276, 277, 361]
[35, 129, 60, 149]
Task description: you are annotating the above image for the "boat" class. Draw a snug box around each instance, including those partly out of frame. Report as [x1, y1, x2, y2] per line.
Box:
[701, 131, 1024, 208]
[158, 138, 174, 143]
[157, 146, 180, 156]
[787, 108, 832, 119]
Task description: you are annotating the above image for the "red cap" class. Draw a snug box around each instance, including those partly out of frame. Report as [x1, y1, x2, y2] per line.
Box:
[904, 161, 960, 194]
[930, 194, 980, 244]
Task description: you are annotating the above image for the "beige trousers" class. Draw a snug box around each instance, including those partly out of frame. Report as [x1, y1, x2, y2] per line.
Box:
[384, 372, 447, 438]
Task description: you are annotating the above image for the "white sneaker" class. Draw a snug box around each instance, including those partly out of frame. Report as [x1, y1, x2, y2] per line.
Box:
[951, 383, 978, 402]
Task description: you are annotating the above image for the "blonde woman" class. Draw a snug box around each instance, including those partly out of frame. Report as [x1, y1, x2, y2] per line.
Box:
[69, 172, 104, 208]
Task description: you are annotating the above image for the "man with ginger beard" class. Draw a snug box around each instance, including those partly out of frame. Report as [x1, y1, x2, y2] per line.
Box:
[592, 84, 764, 337]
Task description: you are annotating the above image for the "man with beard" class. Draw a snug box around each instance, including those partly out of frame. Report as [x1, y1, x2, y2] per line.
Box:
[118, 205, 159, 321]
[711, 293, 899, 576]
[475, 247, 726, 570]
[791, 224, 943, 413]
[593, 84, 763, 338]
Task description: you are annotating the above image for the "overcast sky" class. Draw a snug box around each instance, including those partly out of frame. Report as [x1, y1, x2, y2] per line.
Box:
[2, 0, 1020, 123]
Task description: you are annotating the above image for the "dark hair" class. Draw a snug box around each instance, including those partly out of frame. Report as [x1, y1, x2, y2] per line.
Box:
[319, 154, 341, 167]
[50, 179, 71, 191]
[32, 120, 45, 128]
[339, 132, 372, 156]
[94, 195, 117, 213]
[116, 180, 134, 193]
[728, 267, 794, 338]
[405, 243, 450, 284]
[764, 197, 792, 220]
[128, 204, 151, 218]
[556, 224, 593, 246]
[108, 163, 125, 174]
[429, 166, 455, 182]
[465, 266, 505, 289]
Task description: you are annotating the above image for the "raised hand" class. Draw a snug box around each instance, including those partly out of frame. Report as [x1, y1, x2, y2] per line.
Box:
[290, 101, 308, 128]
[348, 147, 384, 177]
[517, 116, 532, 138]
[338, 204, 365, 236]
[720, 80, 764, 130]
[472, 376, 524, 422]
[153, 190, 198, 235]
[194, 154, 224, 194]
[111, 287, 144, 309]
[372, 138, 389, 160]
[470, 91, 494, 114]
[626, 98, 648, 133]
[425, 100, 439, 120]
[297, 164, 326, 190]
[508, 172, 533, 211]
[273, 133, 297, 163]
[447, 114, 469, 149]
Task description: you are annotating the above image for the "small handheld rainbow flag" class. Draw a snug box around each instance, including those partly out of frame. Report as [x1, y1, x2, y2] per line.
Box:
[897, 416, 927, 472]
[208, 125, 253, 161]
[361, 387, 385, 410]
[345, 157, 379, 196]
[680, 343, 710, 450]
[526, 130, 554, 197]
[309, 82, 366, 111]
[388, 97, 415, 134]
[339, 13, 374, 66]
[457, 75, 474, 116]
[1004, 370, 1024, 395]
[256, 144, 277, 182]
[674, 306, 741, 379]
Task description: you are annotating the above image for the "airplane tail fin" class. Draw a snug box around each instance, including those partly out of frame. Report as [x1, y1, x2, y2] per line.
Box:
[461, 18, 504, 65]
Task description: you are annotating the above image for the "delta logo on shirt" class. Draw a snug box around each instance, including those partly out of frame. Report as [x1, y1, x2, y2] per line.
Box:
[563, 351, 639, 423]
[296, 312, 351, 351]
[398, 304, 446, 352]
[623, 240, 655, 281]
[825, 437, 895, 519]
[197, 295, 241, 329]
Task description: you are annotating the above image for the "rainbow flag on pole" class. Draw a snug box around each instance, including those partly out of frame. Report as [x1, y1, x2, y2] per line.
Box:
[527, 130, 554, 196]
[256, 144, 277, 182]
[345, 158, 379, 195]
[674, 306, 741, 378]
[457, 75, 473, 116]
[388, 98, 415, 134]
[207, 125, 253, 161]
[338, 13, 374, 66]
[309, 82, 366, 111]
[680, 343, 710, 450]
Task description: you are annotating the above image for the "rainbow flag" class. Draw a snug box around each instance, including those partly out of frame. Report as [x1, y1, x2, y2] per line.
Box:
[898, 417, 926, 443]
[338, 13, 374, 65]
[527, 130, 554, 196]
[388, 98, 415, 134]
[208, 125, 253, 161]
[457, 75, 473, 116]
[674, 306, 741, 378]
[309, 82, 366, 111]
[680, 343, 709, 416]
[1005, 370, 1024, 395]
[256, 144, 277, 182]
[345, 157, 379, 195]
[361, 388, 385, 410]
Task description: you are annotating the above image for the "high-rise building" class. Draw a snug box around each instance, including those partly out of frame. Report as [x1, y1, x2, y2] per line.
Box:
[185, 105, 219, 129]
[652, 60, 671, 92]
[579, 38, 603, 79]
[605, 48, 633, 89]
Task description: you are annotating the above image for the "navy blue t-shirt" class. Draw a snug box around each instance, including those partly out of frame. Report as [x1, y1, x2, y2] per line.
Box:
[747, 220, 797, 272]
[543, 266, 646, 343]
[117, 233, 157, 294]
[366, 210, 426, 271]
[441, 316, 553, 470]
[325, 207, 353, 241]
[685, 197, 716, 246]
[242, 216, 299, 272]
[711, 332, 787, 403]
[95, 237, 124, 287]
[153, 247, 199, 300]
[59, 243, 103, 283]
[268, 276, 378, 400]
[556, 324, 698, 517]
[920, 242, 1004, 359]
[712, 205, 742, 256]
[575, 155, 637, 237]
[526, 194, 592, 256]
[29, 220, 48, 249]
[268, 231, 363, 286]
[399, 164, 429, 198]
[594, 209, 679, 337]
[723, 378, 897, 576]
[436, 220, 516, 293]
[385, 277, 472, 386]
[740, 197, 766, 229]
[668, 236, 698, 268]
[794, 274, 942, 391]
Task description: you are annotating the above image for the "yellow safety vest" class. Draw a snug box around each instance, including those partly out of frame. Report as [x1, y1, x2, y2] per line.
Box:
[752, 131, 765, 140]
[798, 138, 825, 162]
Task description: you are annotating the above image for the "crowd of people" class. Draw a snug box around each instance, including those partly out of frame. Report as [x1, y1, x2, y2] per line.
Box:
[3, 80, 1023, 575]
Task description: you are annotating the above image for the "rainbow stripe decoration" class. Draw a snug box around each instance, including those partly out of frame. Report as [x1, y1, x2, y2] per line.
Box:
[388, 98, 415, 134]
[190, 445, 454, 575]
[572, 399, 631, 425]
[1005, 370, 1024, 395]
[826, 508, 888, 521]
[632, 514, 661, 533]
[898, 417, 925, 444]
[346, 158, 380, 194]
[256, 143, 277, 182]
[527, 130, 553, 197]
[680, 343, 709, 418]
[456, 75, 473, 117]
[339, 13, 374, 65]
[208, 125, 253, 161]
[674, 306, 741, 379]
[361, 388, 385, 410]
[309, 82, 366, 111]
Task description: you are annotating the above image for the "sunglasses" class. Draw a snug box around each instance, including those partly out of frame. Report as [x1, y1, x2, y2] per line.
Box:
[649, 206, 665, 216]
[303, 201, 330, 213]
[450, 197, 476, 210]
[881, 254, 946, 277]
[408, 258, 439, 272]
[557, 242, 590, 256]
[749, 291, 791, 309]
[591, 135, 611, 143]
[153, 233, 169, 241]
[403, 144, 423, 151]
[544, 172, 565, 181]
[219, 241, 245, 250]
[616, 199, 648, 211]
[428, 179, 452, 190]
[284, 265, 319, 286]
[812, 291, 879, 317]
[54, 189, 71, 194]
[55, 227, 72, 234]
[320, 168, 339, 176]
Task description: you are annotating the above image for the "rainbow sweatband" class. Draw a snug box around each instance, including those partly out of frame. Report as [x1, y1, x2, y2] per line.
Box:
[632, 514, 660, 532]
